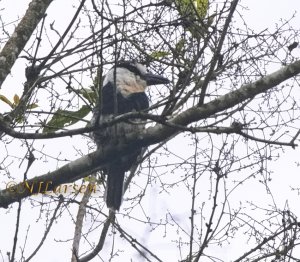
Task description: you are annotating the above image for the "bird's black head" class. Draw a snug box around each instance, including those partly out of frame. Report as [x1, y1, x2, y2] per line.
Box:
[116, 61, 170, 86]
[103, 61, 169, 97]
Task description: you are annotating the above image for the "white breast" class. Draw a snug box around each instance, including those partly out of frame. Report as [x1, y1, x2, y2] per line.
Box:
[103, 67, 147, 97]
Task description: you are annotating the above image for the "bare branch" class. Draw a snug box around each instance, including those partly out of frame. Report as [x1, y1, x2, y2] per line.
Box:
[0, 0, 52, 87]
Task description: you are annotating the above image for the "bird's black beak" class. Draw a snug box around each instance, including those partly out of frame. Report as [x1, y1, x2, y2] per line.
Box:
[144, 73, 170, 86]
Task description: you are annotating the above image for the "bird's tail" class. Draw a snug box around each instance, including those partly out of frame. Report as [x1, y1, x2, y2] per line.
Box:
[105, 166, 125, 211]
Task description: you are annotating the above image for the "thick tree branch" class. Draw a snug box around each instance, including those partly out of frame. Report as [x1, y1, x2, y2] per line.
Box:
[0, 60, 300, 208]
[1, 59, 300, 139]
[0, 0, 52, 88]
[71, 182, 93, 262]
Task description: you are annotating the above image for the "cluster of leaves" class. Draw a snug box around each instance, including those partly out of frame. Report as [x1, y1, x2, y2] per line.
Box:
[0, 94, 38, 122]
[0, 89, 95, 131]
[174, 0, 215, 39]
[0, 94, 38, 110]
[42, 88, 97, 133]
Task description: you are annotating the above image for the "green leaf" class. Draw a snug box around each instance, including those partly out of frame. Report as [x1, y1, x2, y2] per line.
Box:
[150, 51, 170, 59]
[175, 38, 186, 53]
[43, 105, 91, 133]
[0, 94, 13, 108]
[78, 88, 97, 105]
[195, 0, 209, 19]
[175, 0, 209, 19]
[175, 0, 210, 39]
[206, 13, 216, 27]
[27, 103, 39, 109]
[13, 94, 20, 106]
[83, 176, 97, 183]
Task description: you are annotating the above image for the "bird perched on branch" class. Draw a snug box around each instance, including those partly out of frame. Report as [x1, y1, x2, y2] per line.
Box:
[91, 61, 169, 211]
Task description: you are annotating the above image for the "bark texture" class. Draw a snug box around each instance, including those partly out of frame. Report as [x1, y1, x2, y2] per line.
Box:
[0, 0, 52, 87]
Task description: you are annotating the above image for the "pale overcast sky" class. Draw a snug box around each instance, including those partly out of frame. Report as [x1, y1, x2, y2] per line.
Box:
[0, 1, 300, 261]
